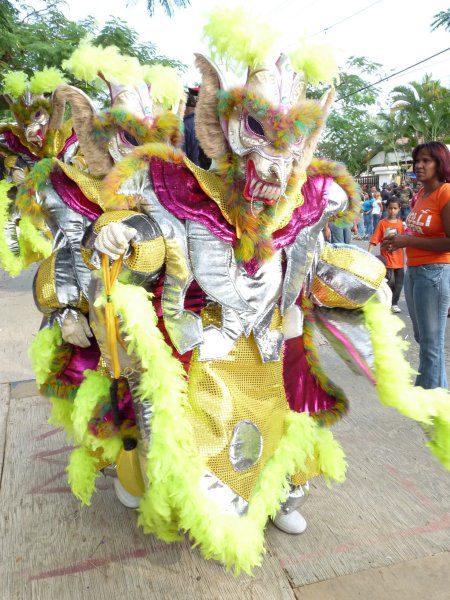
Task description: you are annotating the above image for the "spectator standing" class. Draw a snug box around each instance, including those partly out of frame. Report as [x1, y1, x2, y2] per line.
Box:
[329, 221, 352, 244]
[356, 195, 365, 239]
[399, 182, 413, 222]
[382, 141, 450, 389]
[362, 192, 374, 239]
[381, 183, 391, 217]
[183, 87, 212, 170]
[369, 198, 405, 313]
[372, 191, 382, 231]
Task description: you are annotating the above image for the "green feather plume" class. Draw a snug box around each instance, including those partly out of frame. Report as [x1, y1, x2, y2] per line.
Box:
[63, 38, 143, 86]
[290, 41, 339, 85]
[141, 64, 184, 109]
[203, 7, 278, 71]
[30, 67, 67, 94]
[2, 71, 28, 99]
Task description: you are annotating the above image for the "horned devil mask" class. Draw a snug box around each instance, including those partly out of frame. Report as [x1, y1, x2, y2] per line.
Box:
[193, 52, 335, 263]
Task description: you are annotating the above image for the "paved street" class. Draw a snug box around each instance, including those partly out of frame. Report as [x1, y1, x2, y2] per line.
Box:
[0, 263, 449, 599]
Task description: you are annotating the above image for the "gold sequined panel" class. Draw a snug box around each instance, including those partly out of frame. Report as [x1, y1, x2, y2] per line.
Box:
[186, 304, 289, 501]
[80, 246, 93, 270]
[4, 155, 17, 169]
[58, 160, 103, 208]
[76, 292, 89, 314]
[183, 156, 306, 235]
[97, 356, 111, 377]
[311, 277, 360, 310]
[291, 458, 320, 486]
[126, 237, 165, 274]
[34, 253, 62, 313]
[50, 120, 74, 157]
[93, 210, 139, 233]
[320, 244, 386, 288]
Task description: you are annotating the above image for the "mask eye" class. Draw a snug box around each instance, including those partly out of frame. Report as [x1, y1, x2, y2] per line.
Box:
[34, 110, 42, 119]
[247, 115, 265, 137]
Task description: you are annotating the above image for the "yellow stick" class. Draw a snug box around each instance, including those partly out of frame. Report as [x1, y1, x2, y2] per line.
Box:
[101, 254, 123, 379]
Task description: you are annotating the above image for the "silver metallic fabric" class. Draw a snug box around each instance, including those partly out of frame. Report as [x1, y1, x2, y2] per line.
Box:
[279, 481, 310, 514]
[199, 470, 248, 516]
[252, 304, 284, 362]
[313, 261, 377, 307]
[49, 307, 80, 330]
[314, 306, 374, 374]
[188, 219, 284, 362]
[187, 220, 251, 314]
[281, 182, 348, 315]
[62, 140, 79, 165]
[138, 178, 204, 355]
[39, 183, 93, 300]
[3, 204, 20, 257]
[229, 420, 264, 472]
[54, 246, 84, 306]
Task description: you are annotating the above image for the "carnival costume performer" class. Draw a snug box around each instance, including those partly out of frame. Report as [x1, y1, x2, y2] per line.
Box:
[0, 43, 183, 349]
[0, 68, 78, 184]
[26, 10, 450, 574]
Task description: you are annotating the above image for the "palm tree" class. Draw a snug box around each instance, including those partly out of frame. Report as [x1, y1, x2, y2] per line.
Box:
[370, 112, 408, 171]
[431, 9, 450, 32]
[128, 0, 190, 17]
[390, 75, 450, 145]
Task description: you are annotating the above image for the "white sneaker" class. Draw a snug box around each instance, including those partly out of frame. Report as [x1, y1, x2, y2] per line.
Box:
[114, 478, 142, 508]
[272, 510, 307, 534]
[392, 305, 401, 313]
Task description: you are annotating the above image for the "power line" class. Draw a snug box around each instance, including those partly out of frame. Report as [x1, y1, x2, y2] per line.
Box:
[337, 48, 450, 101]
[312, 0, 383, 36]
[386, 58, 450, 84]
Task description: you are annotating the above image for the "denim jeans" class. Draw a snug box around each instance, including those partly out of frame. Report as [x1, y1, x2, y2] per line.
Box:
[357, 216, 365, 237]
[372, 213, 380, 231]
[363, 212, 373, 237]
[404, 264, 450, 389]
[329, 223, 351, 244]
[401, 206, 411, 221]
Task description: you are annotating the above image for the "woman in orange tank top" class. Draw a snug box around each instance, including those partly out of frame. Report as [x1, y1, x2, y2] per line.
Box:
[381, 141, 450, 389]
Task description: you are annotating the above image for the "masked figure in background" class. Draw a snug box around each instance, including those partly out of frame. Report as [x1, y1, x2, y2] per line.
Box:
[0, 67, 81, 282]
[29, 10, 449, 575]
[0, 68, 80, 185]
[0, 44, 183, 352]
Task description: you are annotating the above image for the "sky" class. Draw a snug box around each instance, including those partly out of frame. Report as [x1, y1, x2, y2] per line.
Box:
[62, 0, 449, 111]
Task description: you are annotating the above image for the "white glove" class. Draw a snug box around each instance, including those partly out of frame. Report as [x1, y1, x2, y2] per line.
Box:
[94, 222, 137, 260]
[376, 279, 393, 307]
[282, 305, 304, 340]
[61, 312, 93, 348]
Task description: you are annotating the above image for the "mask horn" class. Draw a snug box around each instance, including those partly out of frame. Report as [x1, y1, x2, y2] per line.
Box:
[299, 87, 335, 171]
[194, 53, 229, 159]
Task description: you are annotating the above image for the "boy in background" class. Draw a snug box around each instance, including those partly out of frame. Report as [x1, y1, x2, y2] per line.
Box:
[368, 198, 405, 313]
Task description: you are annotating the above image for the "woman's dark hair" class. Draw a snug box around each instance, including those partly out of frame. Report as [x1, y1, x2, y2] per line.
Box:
[412, 141, 450, 182]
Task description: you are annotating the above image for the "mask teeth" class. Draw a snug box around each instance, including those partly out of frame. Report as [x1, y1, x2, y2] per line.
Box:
[271, 161, 288, 200]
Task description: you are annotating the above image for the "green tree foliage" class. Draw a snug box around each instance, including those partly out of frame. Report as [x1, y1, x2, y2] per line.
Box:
[369, 111, 409, 170]
[135, 0, 190, 17]
[390, 76, 450, 145]
[431, 9, 450, 32]
[315, 56, 382, 176]
[0, 0, 185, 115]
